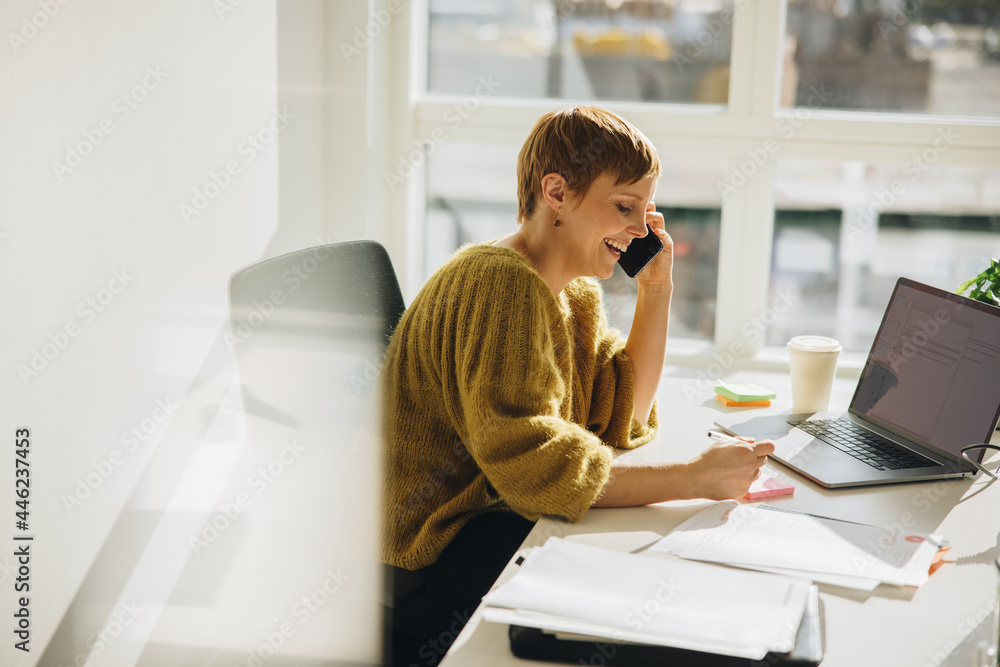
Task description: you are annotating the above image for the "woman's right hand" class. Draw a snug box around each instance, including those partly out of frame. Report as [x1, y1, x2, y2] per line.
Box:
[685, 438, 775, 500]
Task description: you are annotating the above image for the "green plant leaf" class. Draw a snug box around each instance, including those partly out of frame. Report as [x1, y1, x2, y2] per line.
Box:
[956, 276, 979, 295]
[957, 259, 1000, 306]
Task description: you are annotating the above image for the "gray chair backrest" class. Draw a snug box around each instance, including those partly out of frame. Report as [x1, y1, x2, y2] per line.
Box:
[226, 242, 399, 660]
[227, 240, 405, 427]
[228, 240, 405, 352]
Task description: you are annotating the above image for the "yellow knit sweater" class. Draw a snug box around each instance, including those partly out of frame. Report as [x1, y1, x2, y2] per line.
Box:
[381, 242, 658, 570]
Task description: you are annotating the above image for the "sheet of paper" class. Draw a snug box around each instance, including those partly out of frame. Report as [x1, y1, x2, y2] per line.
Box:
[735, 563, 881, 591]
[648, 501, 942, 587]
[481, 537, 811, 659]
[482, 607, 781, 659]
[565, 530, 665, 554]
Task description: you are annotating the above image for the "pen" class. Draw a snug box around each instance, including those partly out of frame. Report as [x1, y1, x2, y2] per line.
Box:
[706, 430, 748, 445]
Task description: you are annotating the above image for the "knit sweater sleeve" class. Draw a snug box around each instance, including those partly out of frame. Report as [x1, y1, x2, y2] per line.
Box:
[439, 252, 613, 523]
[565, 278, 659, 450]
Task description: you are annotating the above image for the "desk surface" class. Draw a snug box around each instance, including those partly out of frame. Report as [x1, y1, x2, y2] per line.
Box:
[440, 368, 1000, 667]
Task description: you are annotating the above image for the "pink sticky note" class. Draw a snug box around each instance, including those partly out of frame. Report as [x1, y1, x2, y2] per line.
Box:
[745, 474, 795, 500]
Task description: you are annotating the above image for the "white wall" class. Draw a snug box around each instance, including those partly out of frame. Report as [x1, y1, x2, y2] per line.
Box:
[275, 0, 328, 254]
[0, 1, 389, 665]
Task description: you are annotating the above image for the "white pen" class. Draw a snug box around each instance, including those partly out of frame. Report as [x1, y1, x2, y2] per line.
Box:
[706, 430, 749, 445]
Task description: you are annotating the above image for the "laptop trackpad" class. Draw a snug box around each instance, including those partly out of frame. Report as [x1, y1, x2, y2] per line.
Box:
[715, 413, 815, 439]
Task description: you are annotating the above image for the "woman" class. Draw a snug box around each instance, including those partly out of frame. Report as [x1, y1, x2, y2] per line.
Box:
[381, 106, 773, 665]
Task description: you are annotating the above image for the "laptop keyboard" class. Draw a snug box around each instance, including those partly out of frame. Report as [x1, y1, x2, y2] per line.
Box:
[787, 418, 937, 471]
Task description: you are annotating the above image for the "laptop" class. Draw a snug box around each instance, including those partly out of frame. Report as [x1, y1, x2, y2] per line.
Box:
[715, 277, 1000, 488]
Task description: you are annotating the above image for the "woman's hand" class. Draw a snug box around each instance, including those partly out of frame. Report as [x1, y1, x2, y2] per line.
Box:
[636, 202, 673, 289]
[685, 438, 776, 500]
[592, 437, 776, 507]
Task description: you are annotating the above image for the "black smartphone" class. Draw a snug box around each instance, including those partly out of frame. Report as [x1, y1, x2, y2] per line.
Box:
[617, 224, 663, 278]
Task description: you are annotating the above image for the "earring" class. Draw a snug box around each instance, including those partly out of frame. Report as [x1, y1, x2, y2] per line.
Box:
[553, 211, 561, 227]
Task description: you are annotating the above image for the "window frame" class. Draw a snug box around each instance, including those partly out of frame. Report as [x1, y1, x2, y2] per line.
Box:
[393, 0, 1000, 373]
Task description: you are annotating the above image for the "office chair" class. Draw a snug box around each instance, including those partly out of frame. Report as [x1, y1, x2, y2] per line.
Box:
[227, 239, 406, 425]
[228, 240, 406, 354]
[226, 240, 406, 665]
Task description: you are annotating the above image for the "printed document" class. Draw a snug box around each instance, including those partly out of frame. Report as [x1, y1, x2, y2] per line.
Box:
[648, 501, 942, 588]
[481, 537, 812, 660]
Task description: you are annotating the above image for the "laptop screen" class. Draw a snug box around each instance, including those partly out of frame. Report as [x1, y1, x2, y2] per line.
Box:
[851, 278, 1000, 460]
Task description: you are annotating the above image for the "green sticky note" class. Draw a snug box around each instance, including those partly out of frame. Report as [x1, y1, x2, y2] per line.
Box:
[714, 381, 777, 403]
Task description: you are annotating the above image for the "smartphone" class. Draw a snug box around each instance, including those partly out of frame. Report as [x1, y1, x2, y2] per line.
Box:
[617, 224, 663, 278]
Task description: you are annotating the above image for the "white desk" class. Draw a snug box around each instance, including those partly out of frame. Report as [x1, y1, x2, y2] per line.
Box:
[441, 368, 1000, 667]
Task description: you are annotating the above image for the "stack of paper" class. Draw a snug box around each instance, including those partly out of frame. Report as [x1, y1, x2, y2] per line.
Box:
[481, 537, 813, 661]
[649, 501, 945, 590]
[715, 381, 776, 407]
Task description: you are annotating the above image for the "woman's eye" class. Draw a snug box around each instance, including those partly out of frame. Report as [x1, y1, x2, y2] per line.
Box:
[616, 203, 632, 215]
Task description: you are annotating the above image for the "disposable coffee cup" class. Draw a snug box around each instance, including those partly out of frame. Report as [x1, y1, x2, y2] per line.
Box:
[787, 335, 842, 413]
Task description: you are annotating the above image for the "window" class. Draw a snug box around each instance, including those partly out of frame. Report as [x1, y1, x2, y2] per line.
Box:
[402, 0, 1000, 366]
[428, 0, 737, 105]
[767, 160, 1000, 352]
[426, 143, 726, 338]
[783, 0, 1000, 116]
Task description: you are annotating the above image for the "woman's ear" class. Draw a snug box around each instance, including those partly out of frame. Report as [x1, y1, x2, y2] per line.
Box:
[539, 172, 567, 212]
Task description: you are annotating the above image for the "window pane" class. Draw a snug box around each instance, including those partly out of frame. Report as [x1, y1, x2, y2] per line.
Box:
[425, 142, 725, 339]
[784, 1, 1000, 116]
[428, 0, 734, 105]
[767, 159, 1000, 352]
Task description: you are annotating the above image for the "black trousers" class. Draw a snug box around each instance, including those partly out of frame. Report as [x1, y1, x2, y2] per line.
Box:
[385, 512, 535, 667]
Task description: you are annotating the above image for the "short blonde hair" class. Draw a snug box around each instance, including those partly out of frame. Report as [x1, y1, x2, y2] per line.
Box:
[516, 106, 661, 223]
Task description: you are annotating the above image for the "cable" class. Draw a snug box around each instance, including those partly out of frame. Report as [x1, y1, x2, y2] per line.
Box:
[960, 443, 1000, 479]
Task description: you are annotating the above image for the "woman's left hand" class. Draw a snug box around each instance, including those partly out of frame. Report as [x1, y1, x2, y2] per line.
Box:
[636, 202, 673, 289]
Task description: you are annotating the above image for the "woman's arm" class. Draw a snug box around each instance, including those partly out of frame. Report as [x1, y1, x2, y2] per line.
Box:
[623, 203, 673, 424]
[446, 250, 624, 522]
[625, 282, 671, 424]
[592, 439, 776, 506]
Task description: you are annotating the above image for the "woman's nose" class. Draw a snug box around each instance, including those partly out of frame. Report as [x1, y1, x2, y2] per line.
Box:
[628, 217, 648, 237]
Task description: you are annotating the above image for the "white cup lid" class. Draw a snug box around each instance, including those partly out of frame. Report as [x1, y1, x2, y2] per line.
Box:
[787, 335, 842, 353]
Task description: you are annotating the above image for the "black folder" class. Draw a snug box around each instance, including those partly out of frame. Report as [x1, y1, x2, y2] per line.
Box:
[508, 585, 824, 666]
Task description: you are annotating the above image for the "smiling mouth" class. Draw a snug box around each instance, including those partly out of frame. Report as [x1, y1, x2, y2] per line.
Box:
[604, 239, 628, 257]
